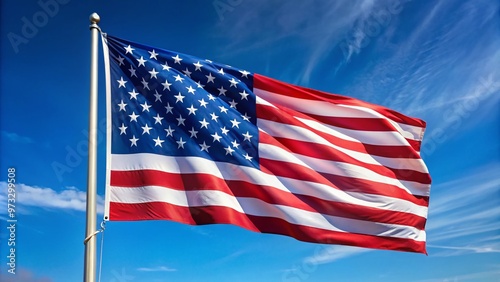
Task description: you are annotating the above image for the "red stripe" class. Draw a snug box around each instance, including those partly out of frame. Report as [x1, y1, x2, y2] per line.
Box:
[260, 157, 429, 205]
[111, 170, 427, 229]
[109, 201, 426, 253]
[306, 114, 403, 132]
[265, 136, 431, 185]
[303, 113, 423, 152]
[254, 73, 427, 128]
[257, 103, 422, 159]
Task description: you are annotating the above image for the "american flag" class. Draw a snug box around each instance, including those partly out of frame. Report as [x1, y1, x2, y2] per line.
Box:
[103, 34, 431, 253]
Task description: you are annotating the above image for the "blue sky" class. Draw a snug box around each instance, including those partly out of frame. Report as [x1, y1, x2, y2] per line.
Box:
[1, 0, 499, 281]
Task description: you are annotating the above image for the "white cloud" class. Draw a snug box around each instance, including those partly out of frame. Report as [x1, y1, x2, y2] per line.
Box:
[343, 0, 500, 128]
[426, 163, 500, 256]
[1, 130, 34, 144]
[0, 182, 104, 215]
[417, 269, 500, 282]
[304, 245, 369, 265]
[136, 266, 177, 272]
[427, 244, 500, 257]
[0, 268, 52, 282]
[215, 0, 388, 84]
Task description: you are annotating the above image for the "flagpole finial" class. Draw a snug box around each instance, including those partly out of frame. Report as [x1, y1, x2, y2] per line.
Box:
[90, 13, 100, 24]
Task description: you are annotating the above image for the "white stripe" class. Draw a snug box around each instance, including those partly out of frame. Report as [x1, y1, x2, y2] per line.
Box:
[109, 185, 426, 241]
[297, 117, 409, 147]
[259, 143, 430, 195]
[255, 88, 424, 141]
[257, 119, 429, 173]
[111, 154, 428, 215]
[102, 34, 113, 219]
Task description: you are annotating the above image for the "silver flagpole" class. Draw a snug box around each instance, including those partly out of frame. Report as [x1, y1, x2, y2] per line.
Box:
[84, 12, 100, 282]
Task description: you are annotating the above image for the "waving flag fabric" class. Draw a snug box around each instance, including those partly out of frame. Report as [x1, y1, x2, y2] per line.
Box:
[102, 34, 431, 253]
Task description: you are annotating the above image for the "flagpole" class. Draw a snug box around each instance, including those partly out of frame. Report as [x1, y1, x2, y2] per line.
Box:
[84, 12, 100, 282]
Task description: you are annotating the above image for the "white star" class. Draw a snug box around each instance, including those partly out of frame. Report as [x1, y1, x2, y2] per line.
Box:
[219, 106, 228, 114]
[162, 79, 172, 91]
[148, 49, 158, 59]
[176, 115, 186, 126]
[239, 90, 249, 100]
[230, 119, 241, 128]
[153, 90, 162, 102]
[195, 81, 205, 88]
[231, 140, 240, 148]
[140, 101, 151, 112]
[198, 98, 208, 108]
[172, 54, 183, 64]
[124, 45, 134, 54]
[199, 118, 209, 129]
[239, 70, 250, 78]
[244, 153, 253, 161]
[149, 68, 159, 79]
[217, 86, 227, 96]
[221, 127, 229, 135]
[211, 132, 222, 142]
[207, 94, 216, 101]
[136, 56, 146, 67]
[165, 103, 174, 114]
[193, 61, 203, 71]
[141, 124, 152, 135]
[174, 92, 185, 103]
[174, 74, 185, 83]
[129, 112, 139, 122]
[241, 113, 250, 121]
[186, 86, 196, 94]
[224, 145, 235, 155]
[118, 123, 127, 135]
[199, 141, 210, 152]
[188, 127, 198, 138]
[242, 131, 253, 141]
[176, 137, 186, 149]
[210, 112, 219, 122]
[128, 66, 137, 77]
[141, 78, 150, 90]
[187, 104, 198, 115]
[153, 136, 164, 147]
[162, 62, 171, 71]
[165, 126, 175, 137]
[229, 100, 238, 108]
[153, 113, 164, 124]
[229, 78, 239, 88]
[218, 68, 225, 75]
[205, 73, 215, 83]
[128, 89, 139, 100]
[117, 56, 125, 66]
[129, 135, 139, 146]
[117, 100, 127, 111]
[117, 77, 127, 88]
[183, 68, 192, 77]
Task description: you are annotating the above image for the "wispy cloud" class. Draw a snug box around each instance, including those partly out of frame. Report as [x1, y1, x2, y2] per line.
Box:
[427, 244, 500, 256]
[426, 163, 500, 256]
[281, 244, 369, 281]
[304, 245, 369, 265]
[215, 0, 386, 84]
[1, 130, 34, 144]
[0, 182, 104, 215]
[0, 268, 52, 282]
[136, 266, 177, 272]
[209, 249, 248, 267]
[417, 269, 500, 282]
[342, 0, 500, 126]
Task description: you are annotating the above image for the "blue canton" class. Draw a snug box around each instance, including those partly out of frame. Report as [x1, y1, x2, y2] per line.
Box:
[106, 35, 259, 168]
